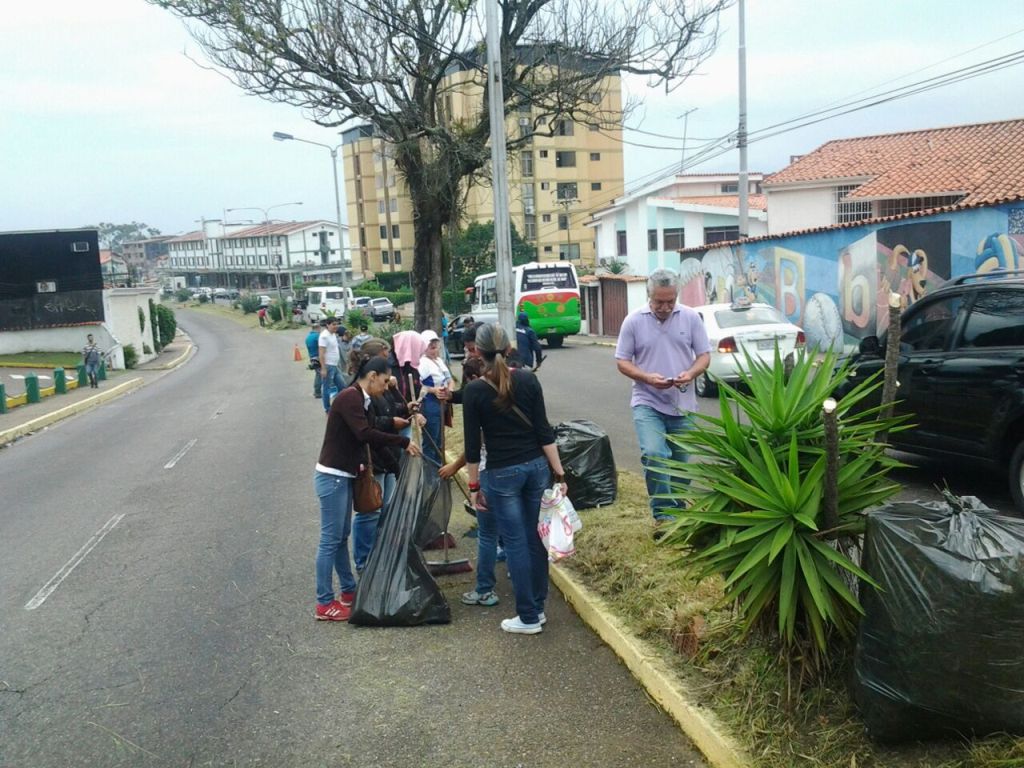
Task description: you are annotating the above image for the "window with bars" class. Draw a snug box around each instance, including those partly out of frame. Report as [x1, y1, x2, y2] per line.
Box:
[382, 250, 389, 264]
[391, 224, 400, 239]
[394, 251, 402, 265]
[558, 214, 569, 230]
[834, 185, 874, 224]
[704, 226, 739, 244]
[878, 195, 963, 217]
[521, 151, 534, 177]
[664, 228, 685, 251]
[379, 225, 387, 239]
[524, 215, 537, 240]
[556, 182, 577, 200]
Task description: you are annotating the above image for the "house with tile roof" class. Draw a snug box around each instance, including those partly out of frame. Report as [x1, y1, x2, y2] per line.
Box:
[763, 118, 1024, 235]
[587, 172, 768, 277]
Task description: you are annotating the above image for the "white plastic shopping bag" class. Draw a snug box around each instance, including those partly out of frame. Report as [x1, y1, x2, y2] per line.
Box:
[538, 484, 582, 561]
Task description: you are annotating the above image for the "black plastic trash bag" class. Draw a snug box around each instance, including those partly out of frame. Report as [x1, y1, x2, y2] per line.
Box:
[554, 420, 617, 509]
[414, 468, 453, 551]
[853, 497, 1024, 743]
[350, 455, 451, 626]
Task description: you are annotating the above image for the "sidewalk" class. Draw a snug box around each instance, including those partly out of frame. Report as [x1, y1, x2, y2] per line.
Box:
[0, 332, 193, 446]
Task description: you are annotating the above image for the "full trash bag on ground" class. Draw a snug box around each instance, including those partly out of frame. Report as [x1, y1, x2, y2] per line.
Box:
[413, 460, 453, 551]
[350, 454, 451, 626]
[554, 420, 617, 509]
[853, 497, 1024, 743]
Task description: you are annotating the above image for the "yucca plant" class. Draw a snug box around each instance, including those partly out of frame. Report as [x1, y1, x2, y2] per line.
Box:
[660, 347, 907, 663]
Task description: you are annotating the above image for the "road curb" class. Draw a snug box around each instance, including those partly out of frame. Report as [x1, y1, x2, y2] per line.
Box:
[148, 340, 194, 370]
[0, 378, 146, 446]
[549, 564, 751, 768]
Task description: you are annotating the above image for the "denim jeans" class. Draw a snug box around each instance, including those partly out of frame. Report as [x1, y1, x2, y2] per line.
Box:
[314, 470, 357, 605]
[632, 405, 693, 520]
[421, 395, 443, 467]
[321, 365, 345, 412]
[484, 455, 550, 624]
[351, 471, 397, 572]
[474, 474, 499, 594]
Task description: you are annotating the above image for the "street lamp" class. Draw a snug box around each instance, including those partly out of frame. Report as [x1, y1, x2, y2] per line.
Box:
[272, 131, 349, 309]
[226, 201, 302, 321]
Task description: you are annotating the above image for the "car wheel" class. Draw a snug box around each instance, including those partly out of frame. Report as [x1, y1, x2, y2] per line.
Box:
[1010, 439, 1024, 515]
[546, 335, 564, 348]
[695, 372, 717, 398]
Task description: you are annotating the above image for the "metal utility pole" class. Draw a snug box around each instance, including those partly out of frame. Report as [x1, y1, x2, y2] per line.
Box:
[555, 195, 579, 260]
[485, 0, 515, 334]
[737, 0, 749, 238]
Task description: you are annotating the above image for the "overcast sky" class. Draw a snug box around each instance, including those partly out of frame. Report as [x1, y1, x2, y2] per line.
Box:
[3, 0, 1023, 237]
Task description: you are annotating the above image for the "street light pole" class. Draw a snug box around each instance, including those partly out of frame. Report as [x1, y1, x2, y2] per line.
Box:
[226, 201, 302, 322]
[273, 131, 349, 311]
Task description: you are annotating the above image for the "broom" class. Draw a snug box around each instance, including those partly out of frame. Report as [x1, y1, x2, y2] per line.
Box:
[415, 375, 472, 576]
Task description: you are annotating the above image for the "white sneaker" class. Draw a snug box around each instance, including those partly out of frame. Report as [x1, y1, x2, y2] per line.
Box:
[500, 616, 543, 635]
[538, 612, 547, 625]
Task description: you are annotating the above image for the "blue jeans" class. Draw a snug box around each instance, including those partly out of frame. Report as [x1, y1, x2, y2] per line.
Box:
[474, 474, 499, 594]
[352, 471, 398, 572]
[314, 470, 357, 605]
[421, 395, 443, 467]
[484, 455, 550, 624]
[321, 365, 344, 412]
[632, 405, 693, 520]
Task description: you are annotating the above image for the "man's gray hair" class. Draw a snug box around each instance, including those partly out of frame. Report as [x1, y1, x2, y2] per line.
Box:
[647, 268, 681, 295]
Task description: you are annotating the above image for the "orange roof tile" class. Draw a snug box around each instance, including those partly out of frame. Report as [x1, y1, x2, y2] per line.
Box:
[656, 194, 767, 211]
[764, 118, 1024, 205]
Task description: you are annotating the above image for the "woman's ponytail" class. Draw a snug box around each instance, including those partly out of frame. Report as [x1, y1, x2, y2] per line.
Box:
[475, 323, 515, 409]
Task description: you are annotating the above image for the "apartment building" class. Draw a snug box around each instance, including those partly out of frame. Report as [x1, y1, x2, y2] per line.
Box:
[341, 57, 624, 274]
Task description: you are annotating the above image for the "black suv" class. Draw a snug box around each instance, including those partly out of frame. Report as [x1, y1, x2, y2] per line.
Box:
[843, 271, 1024, 512]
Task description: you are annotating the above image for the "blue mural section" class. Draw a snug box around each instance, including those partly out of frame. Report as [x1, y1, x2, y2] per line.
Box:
[680, 202, 1024, 351]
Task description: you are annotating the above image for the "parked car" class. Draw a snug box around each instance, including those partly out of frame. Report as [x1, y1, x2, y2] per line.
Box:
[353, 296, 372, 309]
[369, 297, 395, 321]
[693, 300, 806, 398]
[839, 270, 1024, 512]
[306, 286, 354, 323]
[258, 294, 273, 308]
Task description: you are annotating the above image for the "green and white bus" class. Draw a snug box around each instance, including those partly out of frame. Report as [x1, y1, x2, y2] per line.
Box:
[467, 261, 581, 347]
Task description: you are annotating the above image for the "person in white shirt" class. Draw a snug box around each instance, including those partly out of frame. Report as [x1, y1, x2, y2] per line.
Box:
[417, 329, 452, 466]
[319, 317, 345, 413]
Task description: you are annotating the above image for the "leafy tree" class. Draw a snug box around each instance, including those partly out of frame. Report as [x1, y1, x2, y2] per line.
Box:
[87, 222, 162, 253]
[447, 221, 534, 292]
[147, 0, 727, 330]
[154, 303, 177, 348]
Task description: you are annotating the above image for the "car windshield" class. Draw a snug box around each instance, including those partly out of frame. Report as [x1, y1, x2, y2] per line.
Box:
[714, 306, 787, 329]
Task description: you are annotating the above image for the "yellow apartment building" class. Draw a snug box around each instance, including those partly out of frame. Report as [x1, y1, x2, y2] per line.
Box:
[341, 57, 624, 276]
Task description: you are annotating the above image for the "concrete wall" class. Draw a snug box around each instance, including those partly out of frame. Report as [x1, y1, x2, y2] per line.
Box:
[0, 287, 160, 369]
[766, 186, 835, 234]
[682, 202, 1024, 352]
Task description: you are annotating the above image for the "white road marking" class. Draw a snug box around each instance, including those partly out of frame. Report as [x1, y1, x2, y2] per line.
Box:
[163, 438, 198, 469]
[25, 514, 126, 610]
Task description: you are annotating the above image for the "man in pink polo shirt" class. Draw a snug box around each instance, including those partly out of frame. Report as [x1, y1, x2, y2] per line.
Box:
[615, 268, 711, 526]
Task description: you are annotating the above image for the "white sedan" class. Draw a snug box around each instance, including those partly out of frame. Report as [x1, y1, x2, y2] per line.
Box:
[693, 302, 806, 397]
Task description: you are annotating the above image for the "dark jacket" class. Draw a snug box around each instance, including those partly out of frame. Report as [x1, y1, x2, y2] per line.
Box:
[317, 385, 409, 476]
[367, 386, 410, 475]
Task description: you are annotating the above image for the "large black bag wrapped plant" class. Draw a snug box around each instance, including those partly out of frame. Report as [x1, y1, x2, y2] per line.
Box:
[350, 455, 451, 626]
[854, 498, 1024, 743]
[554, 420, 617, 509]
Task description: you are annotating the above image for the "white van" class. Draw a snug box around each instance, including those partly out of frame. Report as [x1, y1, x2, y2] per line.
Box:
[306, 286, 354, 323]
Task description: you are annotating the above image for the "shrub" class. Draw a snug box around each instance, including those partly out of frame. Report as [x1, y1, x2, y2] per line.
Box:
[239, 294, 261, 314]
[268, 300, 288, 323]
[143, 343, 152, 355]
[137, 305, 146, 332]
[123, 343, 138, 369]
[175, 288, 192, 303]
[661, 347, 906, 666]
[345, 308, 370, 330]
[149, 299, 161, 351]
[154, 303, 177, 348]
[198, 293, 209, 304]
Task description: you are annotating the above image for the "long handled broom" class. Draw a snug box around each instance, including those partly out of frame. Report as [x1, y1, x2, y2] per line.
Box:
[411, 374, 472, 576]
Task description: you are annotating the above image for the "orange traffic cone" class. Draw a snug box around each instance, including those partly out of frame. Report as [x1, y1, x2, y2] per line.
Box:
[293, 344, 303, 362]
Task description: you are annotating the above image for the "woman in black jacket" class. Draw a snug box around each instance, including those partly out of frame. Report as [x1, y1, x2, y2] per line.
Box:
[462, 324, 566, 635]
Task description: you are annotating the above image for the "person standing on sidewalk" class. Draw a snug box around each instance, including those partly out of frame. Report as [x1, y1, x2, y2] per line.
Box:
[313, 355, 421, 621]
[82, 334, 102, 388]
[306, 321, 325, 399]
[463, 323, 567, 635]
[417, 329, 452, 467]
[319, 317, 345, 413]
[614, 268, 710, 527]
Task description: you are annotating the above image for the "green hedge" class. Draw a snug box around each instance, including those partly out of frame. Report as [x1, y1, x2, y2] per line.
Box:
[357, 289, 414, 305]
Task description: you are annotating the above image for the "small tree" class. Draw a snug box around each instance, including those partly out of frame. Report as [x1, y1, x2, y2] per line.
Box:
[154, 304, 177, 348]
[447, 221, 535, 292]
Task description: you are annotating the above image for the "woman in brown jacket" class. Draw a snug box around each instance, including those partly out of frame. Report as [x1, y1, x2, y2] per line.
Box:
[313, 356, 420, 621]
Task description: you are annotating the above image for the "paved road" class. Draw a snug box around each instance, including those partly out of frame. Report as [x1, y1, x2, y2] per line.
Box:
[541, 338, 1015, 512]
[0, 310, 706, 768]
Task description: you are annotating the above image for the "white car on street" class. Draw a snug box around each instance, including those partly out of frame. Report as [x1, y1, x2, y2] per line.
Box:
[693, 301, 806, 397]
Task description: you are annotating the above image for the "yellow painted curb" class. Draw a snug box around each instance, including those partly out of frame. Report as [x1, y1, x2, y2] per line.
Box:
[0, 377, 145, 445]
[549, 565, 751, 768]
[152, 342, 193, 370]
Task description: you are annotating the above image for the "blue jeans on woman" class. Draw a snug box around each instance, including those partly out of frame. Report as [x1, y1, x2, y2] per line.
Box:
[421, 395, 443, 467]
[631, 405, 693, 521]
[483, 455, 550, 625]
[351, 471, 397, 572]
[473, 474, 499, 595]
[314, 470, 357, 605]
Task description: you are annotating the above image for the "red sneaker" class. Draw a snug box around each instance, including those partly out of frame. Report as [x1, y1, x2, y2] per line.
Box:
[340, 591, 356, 607]
[315, 600, 351, 622]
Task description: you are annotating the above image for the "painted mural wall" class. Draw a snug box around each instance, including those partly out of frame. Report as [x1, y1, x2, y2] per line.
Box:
[680, 203, 1024, 351]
